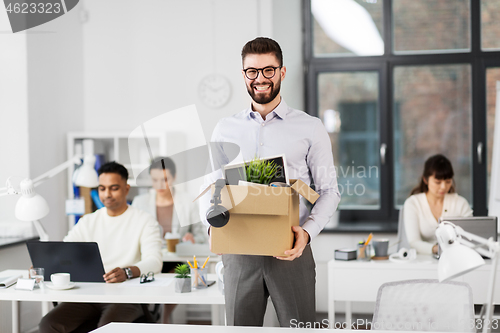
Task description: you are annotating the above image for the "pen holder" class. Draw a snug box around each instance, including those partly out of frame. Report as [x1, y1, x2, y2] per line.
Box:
[190, 267, 208, 289]
[357, 243, 372, 261]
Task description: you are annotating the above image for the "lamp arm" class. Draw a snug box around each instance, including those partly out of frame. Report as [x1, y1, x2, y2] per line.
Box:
[457, 237, 495, 258]
[453, 224, 497, 258]
[483, 249, 499, 333]
[32, 220, 49, 242]
[0, 178, 20, 196]
[32, 156, 83, 187]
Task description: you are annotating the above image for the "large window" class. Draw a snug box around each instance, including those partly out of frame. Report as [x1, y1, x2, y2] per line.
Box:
[305, 0, 500, 229]
[318, 72, 380, 209]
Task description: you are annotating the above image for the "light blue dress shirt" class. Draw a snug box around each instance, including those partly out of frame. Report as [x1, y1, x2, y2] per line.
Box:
[203, 99, 341, 240]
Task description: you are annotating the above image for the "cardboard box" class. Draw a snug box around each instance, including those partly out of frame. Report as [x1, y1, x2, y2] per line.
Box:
[199, 179, 319, 256]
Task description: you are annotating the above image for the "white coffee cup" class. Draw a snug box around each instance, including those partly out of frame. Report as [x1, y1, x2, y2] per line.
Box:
[51, 273, 71, 287]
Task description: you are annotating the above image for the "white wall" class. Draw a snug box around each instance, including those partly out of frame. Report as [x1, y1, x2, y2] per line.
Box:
[82, 0, 273, 141]
[26, 6, 85, 240]
[0, 8, 29, 224]
[273, 0, 305, 111]
[0, 4, 84, 241]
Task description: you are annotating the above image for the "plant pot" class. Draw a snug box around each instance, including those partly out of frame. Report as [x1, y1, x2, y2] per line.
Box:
[175, 277, 191, 293]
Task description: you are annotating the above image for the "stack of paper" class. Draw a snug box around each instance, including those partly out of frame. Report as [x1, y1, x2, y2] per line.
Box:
[0, 274, 23, 288]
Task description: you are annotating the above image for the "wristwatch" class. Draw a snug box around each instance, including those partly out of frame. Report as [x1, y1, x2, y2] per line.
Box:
[123, 267, 133, 279]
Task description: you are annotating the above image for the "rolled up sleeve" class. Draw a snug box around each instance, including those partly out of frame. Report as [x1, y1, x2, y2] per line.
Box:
[302, 121, 341, 240]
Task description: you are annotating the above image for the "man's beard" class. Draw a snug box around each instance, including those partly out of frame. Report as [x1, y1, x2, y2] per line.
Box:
[246, 80, 281, 105]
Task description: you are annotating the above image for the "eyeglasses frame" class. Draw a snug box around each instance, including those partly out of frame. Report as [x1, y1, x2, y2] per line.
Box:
[243, 66, 282, 80]
[140, 271, 155, 284]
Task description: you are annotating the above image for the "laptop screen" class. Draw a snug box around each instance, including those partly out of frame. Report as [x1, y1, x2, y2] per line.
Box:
[437, 216, 498, 259]
[438, 216, 498, 242]
[26, 241, 106, 282]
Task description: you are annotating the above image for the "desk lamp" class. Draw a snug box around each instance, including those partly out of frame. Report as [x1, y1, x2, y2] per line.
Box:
[0, 155, 99, 241]
[436, 221, 500, 333]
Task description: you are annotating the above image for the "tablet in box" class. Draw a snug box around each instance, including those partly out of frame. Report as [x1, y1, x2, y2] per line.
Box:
[224, 154, 289, 186]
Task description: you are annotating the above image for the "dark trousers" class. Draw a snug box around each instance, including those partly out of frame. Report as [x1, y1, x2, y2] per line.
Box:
[39, 303, 143, 333]
[222, 245, 316, 327]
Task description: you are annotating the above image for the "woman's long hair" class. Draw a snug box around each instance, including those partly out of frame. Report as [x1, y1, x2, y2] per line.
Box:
[410, 154, 456, 195]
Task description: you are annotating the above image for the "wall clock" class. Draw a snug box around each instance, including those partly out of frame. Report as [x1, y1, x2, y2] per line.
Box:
[198, 74, 231, 109]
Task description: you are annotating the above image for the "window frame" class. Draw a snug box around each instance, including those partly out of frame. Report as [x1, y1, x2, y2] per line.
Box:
[303, 0, 500, 230]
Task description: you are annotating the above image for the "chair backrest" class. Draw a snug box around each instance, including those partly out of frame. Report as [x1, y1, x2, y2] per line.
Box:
[397, 207, 411, 251]
[372, 279, 474, 332]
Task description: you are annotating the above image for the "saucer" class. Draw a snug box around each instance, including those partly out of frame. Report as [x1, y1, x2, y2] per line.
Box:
[45, 282, 76, 290]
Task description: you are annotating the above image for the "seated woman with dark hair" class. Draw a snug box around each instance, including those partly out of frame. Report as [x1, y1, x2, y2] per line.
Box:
[132, 156, 206, 244]
[403, 154, 472, 254]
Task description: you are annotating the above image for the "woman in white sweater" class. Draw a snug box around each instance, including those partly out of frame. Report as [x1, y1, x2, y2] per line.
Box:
[403, 154, 473, 254]
[132, 157, 206, 244]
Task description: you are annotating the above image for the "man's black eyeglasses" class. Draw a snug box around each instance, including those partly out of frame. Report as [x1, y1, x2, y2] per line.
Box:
[140, 272, 154, 284]
[243, 66, 282, 80]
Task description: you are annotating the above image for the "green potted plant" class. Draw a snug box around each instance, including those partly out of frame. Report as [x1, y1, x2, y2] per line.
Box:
[174, 264, 191, 293]
[239, 157, 279, 185]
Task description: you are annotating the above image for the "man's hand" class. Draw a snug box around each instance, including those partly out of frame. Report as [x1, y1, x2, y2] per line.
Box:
[103, 267, 127, 283]
[182, 232, 195, 243]
[275, 226, 310, 261]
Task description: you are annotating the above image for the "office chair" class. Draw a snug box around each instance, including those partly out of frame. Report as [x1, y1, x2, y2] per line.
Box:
[396, 207, 410, 251]
[137, 304, 161, 323]
[371, 279, 474, 332]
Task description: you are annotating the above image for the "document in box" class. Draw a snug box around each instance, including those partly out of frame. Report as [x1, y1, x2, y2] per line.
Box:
[0, 274, 23, 288]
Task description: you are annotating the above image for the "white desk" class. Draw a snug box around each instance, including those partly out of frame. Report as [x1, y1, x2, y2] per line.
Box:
[328, 255, 500, 328]
[162, 249, 221, 272]
[91, 322, 432, 332]
[0, 270, 224, 333]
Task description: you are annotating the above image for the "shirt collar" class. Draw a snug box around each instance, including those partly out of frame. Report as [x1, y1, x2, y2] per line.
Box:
[245, 98, 289, 121]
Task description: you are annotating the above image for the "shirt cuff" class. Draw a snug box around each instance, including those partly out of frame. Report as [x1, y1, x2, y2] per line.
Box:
[301, 220, 320, 243]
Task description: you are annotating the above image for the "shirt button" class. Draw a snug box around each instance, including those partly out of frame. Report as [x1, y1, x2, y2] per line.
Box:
[260, 143, 263, 146]
[261, 123, 265, 127]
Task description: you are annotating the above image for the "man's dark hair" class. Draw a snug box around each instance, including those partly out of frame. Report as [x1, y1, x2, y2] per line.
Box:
[149, 156, 176, 178]
[241, 37, 283, 67]
[98, 161, 128, 181]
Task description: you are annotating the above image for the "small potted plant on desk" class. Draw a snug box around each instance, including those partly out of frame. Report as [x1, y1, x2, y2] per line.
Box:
[174, 264, 191, 293]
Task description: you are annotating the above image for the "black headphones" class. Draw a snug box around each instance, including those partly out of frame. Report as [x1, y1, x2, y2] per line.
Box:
[206, 179, 230, 228]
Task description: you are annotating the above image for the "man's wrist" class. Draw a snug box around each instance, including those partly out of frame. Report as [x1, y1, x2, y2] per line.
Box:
[123, 267, 133, 279]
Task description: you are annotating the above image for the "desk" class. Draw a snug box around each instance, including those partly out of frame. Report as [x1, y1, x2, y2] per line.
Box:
[162, 249, 221, 272]
[0, 270, 224, 333]
[91, 322, 430, 332]
[328, 255, 500, 328]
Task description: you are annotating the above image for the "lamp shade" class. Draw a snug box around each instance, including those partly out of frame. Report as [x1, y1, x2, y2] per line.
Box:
[14, 179, 50, 221]
[74, 155, 99, 188]
[438, 242, 485, 282]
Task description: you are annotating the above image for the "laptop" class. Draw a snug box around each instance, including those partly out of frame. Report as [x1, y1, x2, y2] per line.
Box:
[26, 241, 106, 282]
[436, 216, 498, 259]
